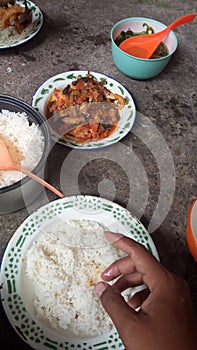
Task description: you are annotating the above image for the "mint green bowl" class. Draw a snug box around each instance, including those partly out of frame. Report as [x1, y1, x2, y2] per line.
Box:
[111, 17, 178, 80]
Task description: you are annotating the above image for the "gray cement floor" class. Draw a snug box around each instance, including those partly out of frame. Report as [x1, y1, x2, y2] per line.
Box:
[0, 0, 197, 349]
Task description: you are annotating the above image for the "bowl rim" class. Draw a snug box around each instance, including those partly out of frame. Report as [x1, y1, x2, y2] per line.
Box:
[0, 94, 51, 194]
[111, 16, 178, 61]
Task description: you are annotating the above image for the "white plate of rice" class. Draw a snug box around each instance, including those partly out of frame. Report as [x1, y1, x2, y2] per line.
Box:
[0, 195, 159, 350]
[0, 1, 43, 49]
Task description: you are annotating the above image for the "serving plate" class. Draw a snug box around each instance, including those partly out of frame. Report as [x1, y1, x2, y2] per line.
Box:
[0, 195, 159, 350]
[0, 0, 43, 49]
[32, 71, 136, 149]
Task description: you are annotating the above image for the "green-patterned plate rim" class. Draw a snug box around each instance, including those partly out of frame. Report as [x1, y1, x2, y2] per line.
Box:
[0, 195, 159, 350]
[32, 71, 136, 149]
[0, 0, 43, 49]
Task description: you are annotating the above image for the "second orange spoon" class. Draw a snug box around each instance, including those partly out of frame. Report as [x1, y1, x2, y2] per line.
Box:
[0, 139, 64, 198]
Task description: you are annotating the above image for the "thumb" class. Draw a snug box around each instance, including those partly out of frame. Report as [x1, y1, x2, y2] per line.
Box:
[95, 282, 138, 333]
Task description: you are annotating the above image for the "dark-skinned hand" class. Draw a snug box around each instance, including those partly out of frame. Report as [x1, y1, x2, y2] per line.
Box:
[95, 232, 197, 350]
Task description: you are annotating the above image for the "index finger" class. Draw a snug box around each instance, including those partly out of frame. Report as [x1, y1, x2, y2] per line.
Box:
[103, 231, 166, 291]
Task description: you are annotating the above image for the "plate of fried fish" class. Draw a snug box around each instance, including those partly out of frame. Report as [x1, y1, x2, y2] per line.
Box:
[32, 71, 136, 149]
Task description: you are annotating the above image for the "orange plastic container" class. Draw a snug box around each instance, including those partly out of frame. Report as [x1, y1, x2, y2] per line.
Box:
[186, 198, 197, 262]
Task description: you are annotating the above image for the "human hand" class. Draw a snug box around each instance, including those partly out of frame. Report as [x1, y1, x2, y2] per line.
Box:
[95, 232, 197, 350]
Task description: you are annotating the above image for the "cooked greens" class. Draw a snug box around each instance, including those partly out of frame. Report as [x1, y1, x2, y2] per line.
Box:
[115, 23, 154, 46]
[115, 23, 169, 58]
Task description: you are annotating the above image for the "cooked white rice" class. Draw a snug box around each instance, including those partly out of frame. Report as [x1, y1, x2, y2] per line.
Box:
[0, 20, 34, 46]
[0, 109, 44, 188]
[24, 219, 131, 337]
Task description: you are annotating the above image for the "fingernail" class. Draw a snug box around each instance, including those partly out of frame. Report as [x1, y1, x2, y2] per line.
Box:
[103, 268, 113, 278]
[104, 231, 123, 243]
[95, 282, 107, 297]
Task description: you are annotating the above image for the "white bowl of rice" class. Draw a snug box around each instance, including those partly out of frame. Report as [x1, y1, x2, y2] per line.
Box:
[0, 94, 51, 213]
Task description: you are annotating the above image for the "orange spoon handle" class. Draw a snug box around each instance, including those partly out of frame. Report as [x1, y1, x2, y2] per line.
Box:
[166, 13, 196, 31]
[158, 13, 196, 43]
[0, 139, 64, 198]
[19, 167, 64, 198]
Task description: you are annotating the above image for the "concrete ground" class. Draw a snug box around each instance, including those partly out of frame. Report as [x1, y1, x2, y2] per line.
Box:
[0, 0, 197, 349]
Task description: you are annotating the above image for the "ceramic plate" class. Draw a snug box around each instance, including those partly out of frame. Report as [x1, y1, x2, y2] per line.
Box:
[0, 0, 43, 49]
[32, 71, 136, 149]
[0, 195, 159, 350]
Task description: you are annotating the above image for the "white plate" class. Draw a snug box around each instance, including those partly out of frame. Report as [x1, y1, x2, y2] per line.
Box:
[0, 195, 159, 350]
[0, 1, 43, 49]
[32, 71, 136, 149]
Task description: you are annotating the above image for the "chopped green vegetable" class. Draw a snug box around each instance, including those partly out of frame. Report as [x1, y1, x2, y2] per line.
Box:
[115, 23, 154, 46]
[115, 22, 169, 58]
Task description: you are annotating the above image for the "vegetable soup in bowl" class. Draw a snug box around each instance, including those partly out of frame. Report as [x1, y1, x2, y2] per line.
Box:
[111, 17, 178, 79]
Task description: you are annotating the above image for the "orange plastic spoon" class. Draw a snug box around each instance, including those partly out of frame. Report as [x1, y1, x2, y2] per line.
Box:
[0, 139, 64, 198]
[119, 13, 196, 59]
